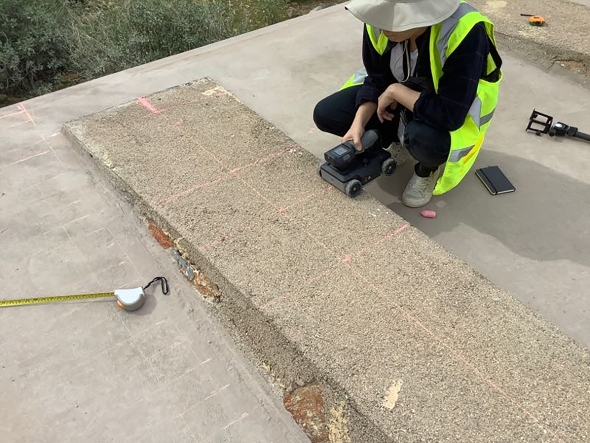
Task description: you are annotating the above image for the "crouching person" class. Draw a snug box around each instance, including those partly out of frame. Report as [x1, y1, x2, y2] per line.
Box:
[313, 0, 503, 207]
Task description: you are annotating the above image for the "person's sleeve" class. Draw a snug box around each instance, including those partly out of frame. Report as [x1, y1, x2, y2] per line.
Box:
[355, 26, 396, 108]
[413, 22, 489, 132]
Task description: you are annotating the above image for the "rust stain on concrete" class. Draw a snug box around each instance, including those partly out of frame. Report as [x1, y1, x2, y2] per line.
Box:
[283, 382, 329, 443]
[148, 220, 175, 249]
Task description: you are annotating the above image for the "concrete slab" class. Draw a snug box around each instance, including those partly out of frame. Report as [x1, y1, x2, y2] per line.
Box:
[3, 2, 590, 440]
[0, 104, 309, 442]
[63, 78, 590, 442]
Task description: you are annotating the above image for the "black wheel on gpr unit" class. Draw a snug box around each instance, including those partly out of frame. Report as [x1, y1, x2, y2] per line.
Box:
[381, 158, 397, 176]
[345, 179, 362, 198]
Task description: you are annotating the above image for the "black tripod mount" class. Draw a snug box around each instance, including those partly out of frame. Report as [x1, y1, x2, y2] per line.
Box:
[526, 109, 590, 142]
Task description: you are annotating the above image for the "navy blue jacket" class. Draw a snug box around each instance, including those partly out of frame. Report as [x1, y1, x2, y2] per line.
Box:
[356, 23, 501, 132]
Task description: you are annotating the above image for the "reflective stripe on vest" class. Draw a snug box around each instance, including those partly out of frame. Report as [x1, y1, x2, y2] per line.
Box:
[430, 1, 502, 195]
[340, 24, 388, 90]
[340, 67, 367, 90]
[368, 24, 389, 55]
[468, 96, 496, 129]
[435, 2, 475, 71]
[449, 145, 474, 162]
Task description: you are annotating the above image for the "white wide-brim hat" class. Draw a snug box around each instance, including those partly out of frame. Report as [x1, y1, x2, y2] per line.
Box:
[345, 0, 461, 32]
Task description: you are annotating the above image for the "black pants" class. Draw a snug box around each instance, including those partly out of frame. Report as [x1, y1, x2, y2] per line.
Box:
[313, 85, 451, 177]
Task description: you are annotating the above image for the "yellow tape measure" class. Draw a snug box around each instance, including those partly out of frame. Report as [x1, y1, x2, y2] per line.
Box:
[0, 292, 115, 308]
[0, 277, 168, 312]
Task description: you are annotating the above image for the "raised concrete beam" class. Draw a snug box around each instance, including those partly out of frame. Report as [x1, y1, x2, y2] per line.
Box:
[63, 78, 590, 442]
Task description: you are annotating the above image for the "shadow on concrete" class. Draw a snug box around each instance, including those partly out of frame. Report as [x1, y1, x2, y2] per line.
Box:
[130, 287, 159, 317]
[372, 149, 590, 267]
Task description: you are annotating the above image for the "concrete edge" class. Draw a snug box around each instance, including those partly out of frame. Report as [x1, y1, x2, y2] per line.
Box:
[60, 103, 393, 443]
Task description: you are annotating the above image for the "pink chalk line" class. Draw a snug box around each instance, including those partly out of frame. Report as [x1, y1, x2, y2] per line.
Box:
[17, 103, 35, 126]
[308, 267, 336, 283]
[0, 110, 24, 120]
[199, 235, 231, 252]
[341, 254, 353, 264]
[10, 150, 51, 166]
[228, 146, 301, 175]
[137, 97, 164, 114]
[9, 120, 29, 129]
[48, 144, 65, 166]
[223, 413, 249, 430]
[160, 177, 224, 206]
[341, 223, 411, 264]
[160, 146, 300, 206]
[273, 225, 411, 297]
[180, 384, 231, 416]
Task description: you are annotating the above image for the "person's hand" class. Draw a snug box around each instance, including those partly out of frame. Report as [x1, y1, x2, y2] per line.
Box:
[342, 122, 365, 151]
[377, 86, 398, 123]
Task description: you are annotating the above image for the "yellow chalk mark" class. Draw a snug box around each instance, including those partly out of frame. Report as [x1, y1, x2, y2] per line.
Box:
[328, 402, 352, 443]
[383, 379, 403, 410]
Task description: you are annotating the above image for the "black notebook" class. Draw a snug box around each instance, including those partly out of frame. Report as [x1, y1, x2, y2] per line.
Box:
[475, 166, 516, 195]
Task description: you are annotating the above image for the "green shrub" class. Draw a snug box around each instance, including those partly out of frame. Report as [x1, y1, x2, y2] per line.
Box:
[0, 0, 73, 96]
[69, 0, 251, 80]
[1, 0, 295, 101]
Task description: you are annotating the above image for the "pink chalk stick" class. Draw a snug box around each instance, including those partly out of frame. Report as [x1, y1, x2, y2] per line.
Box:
[421, 210, 437, 218]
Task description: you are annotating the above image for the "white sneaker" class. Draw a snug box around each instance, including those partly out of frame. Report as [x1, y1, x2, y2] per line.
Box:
[387, 141, 411, 167]
[402, 169, 439, 208]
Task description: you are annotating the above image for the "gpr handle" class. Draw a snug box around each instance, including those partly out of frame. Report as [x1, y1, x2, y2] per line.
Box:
[339, 129, 380, 152]
[360, 129, 379, 150]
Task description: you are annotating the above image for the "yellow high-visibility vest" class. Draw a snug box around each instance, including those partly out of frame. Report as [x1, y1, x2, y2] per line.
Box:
[342, 1, 502, 195]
